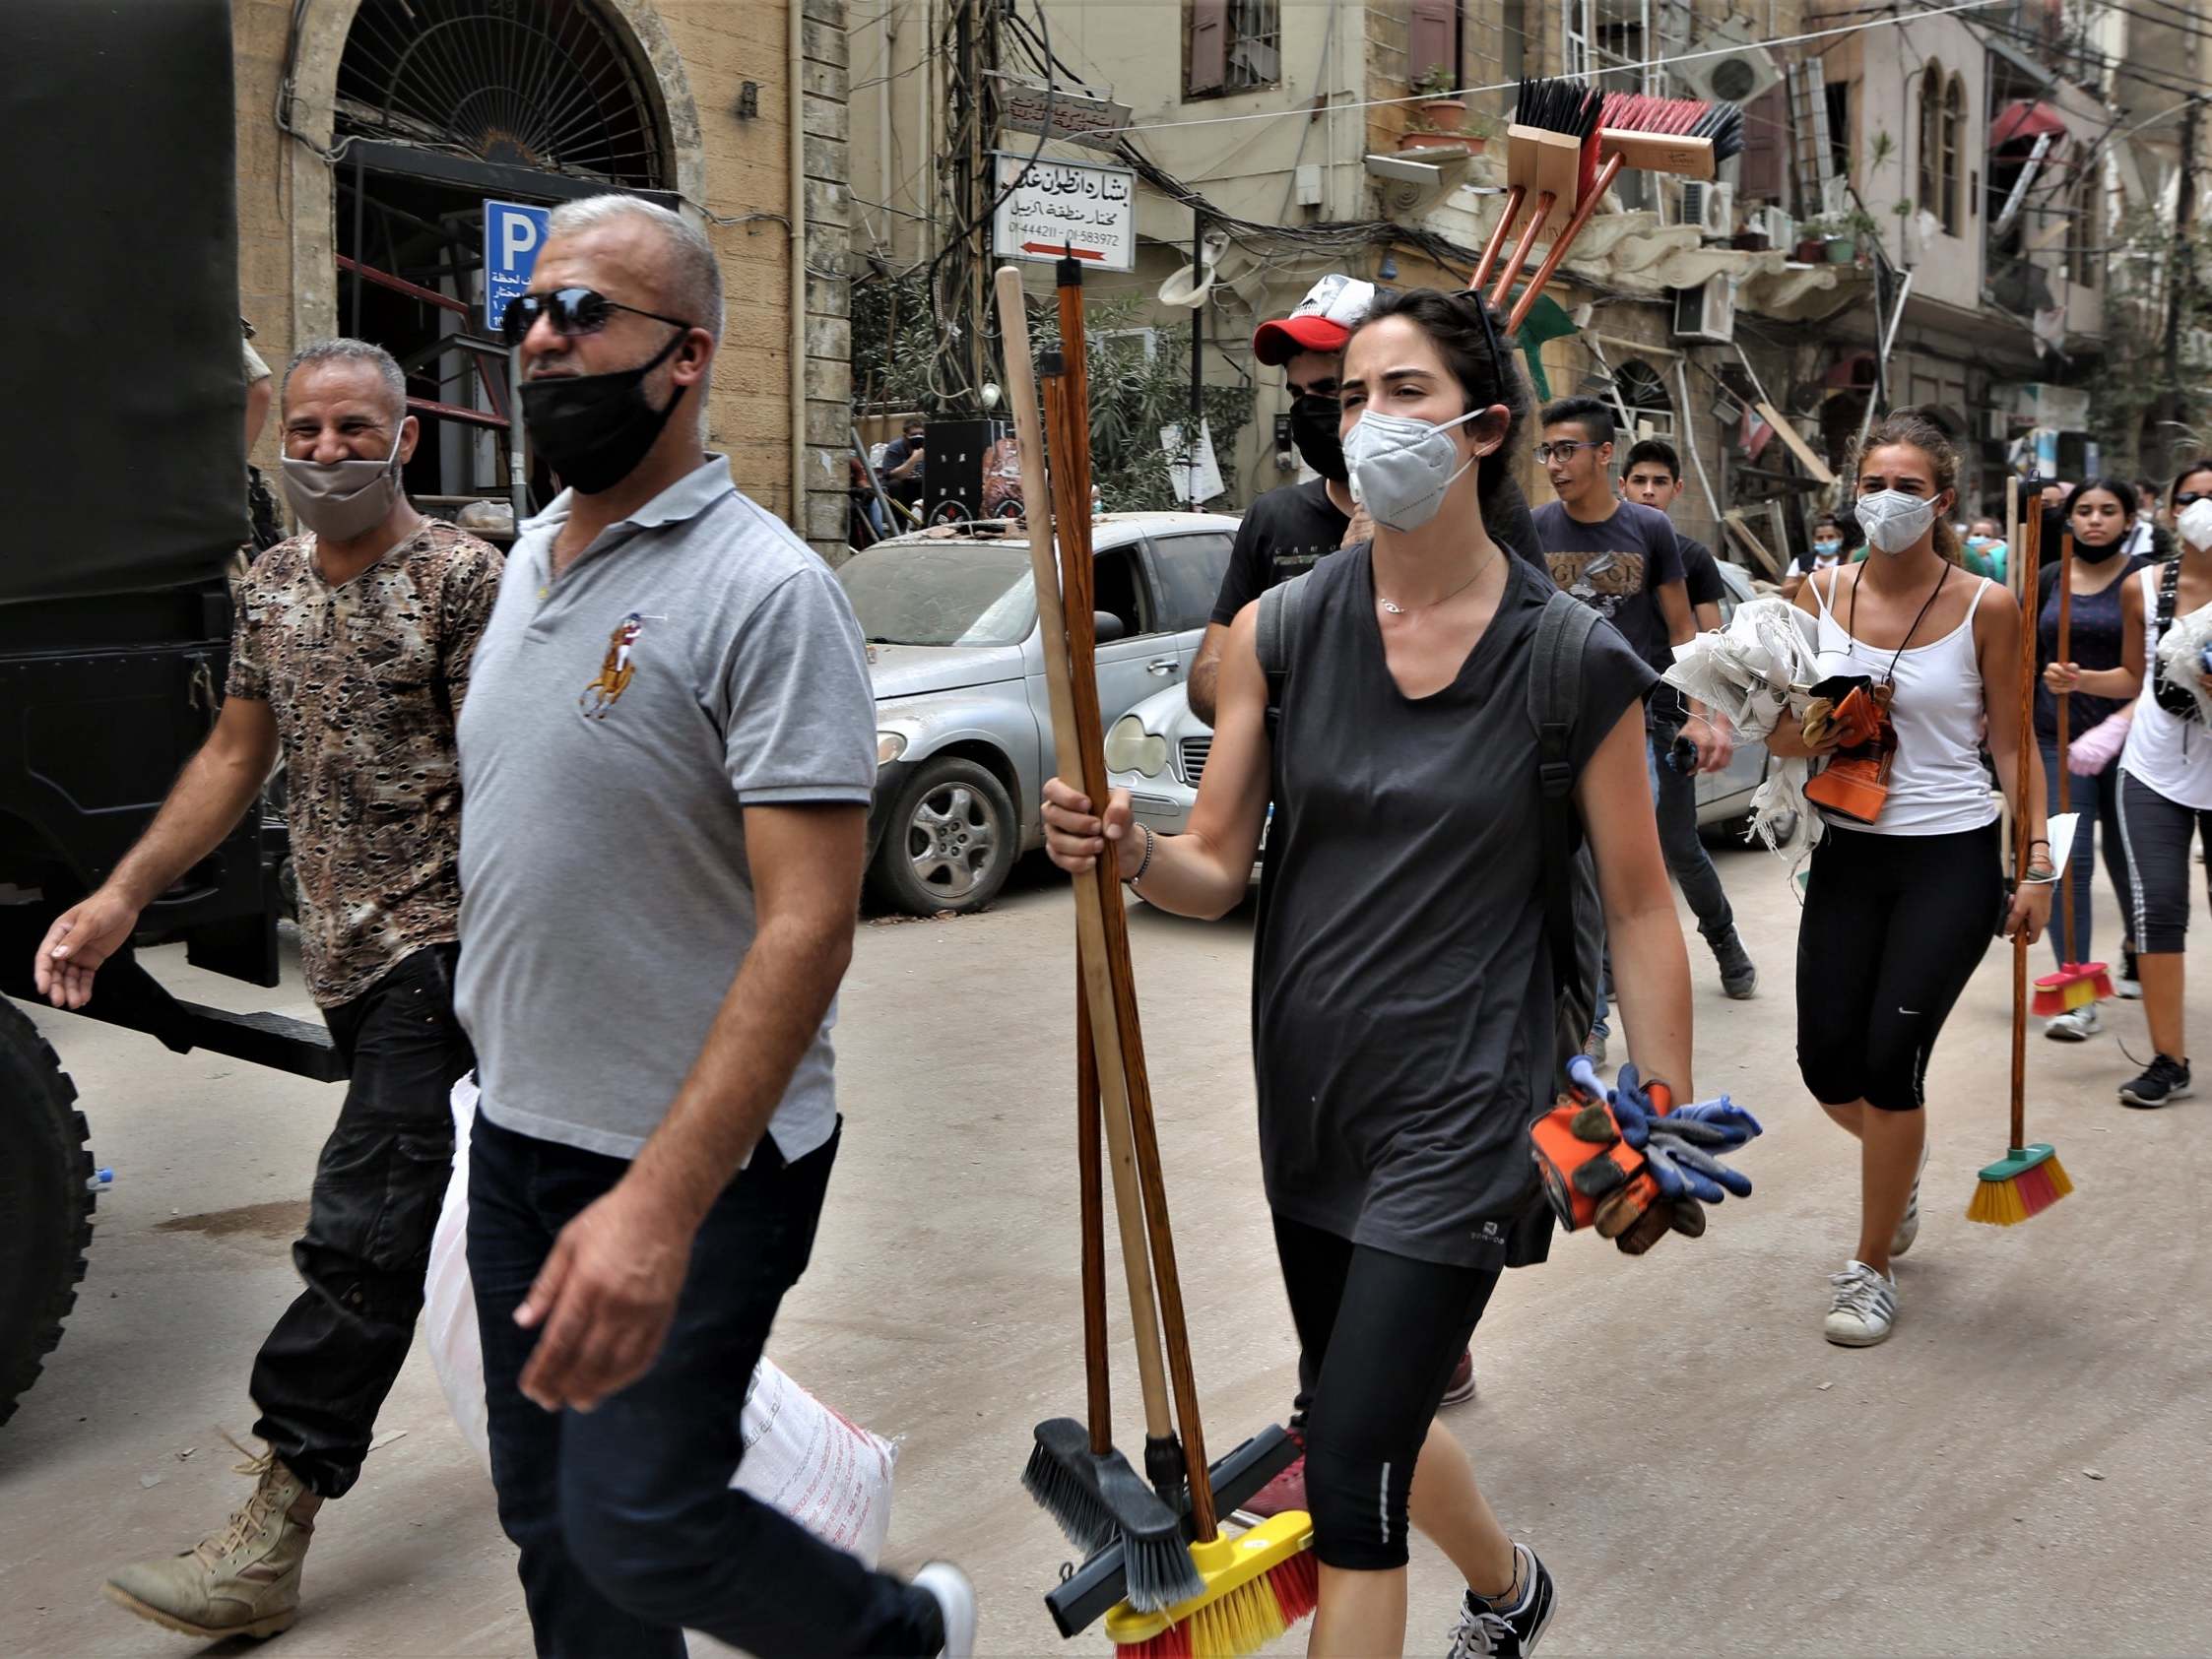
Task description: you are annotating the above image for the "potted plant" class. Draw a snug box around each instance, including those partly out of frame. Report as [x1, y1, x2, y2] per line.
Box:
[1410, 66, 1466, 131]
[1793, 218, 1833, 263]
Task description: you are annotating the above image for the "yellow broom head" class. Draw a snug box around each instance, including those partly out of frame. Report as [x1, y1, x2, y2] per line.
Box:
[1967, 1143, 2074, 1226]
[2032, 962, 2112, 1016]
[1106, 1512, 1318, 1659]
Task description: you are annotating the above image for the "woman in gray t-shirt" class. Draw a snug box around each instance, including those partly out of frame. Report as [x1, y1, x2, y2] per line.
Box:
[1044, 288, 1694, 1657]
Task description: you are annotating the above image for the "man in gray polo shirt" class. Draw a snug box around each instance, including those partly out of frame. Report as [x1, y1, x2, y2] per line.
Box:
[457, 194, 972, 1658]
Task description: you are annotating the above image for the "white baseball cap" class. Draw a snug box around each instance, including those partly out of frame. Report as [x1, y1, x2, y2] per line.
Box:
[1252, 274, 1378, 365]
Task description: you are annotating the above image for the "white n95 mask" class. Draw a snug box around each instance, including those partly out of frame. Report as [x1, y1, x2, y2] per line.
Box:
[2178, 496, 2212, 552]
[1342, 409, 1483, 532]
[1853, 488, 1939, 555]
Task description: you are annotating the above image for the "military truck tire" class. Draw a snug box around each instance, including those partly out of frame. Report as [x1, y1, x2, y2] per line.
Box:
[0, 999, 94, 1430]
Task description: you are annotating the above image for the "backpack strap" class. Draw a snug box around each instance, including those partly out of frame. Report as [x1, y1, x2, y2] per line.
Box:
[1527, 591, 1603, 990]
[1256, 570, 1312, 733]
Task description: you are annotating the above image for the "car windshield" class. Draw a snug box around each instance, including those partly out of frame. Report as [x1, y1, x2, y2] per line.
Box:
[836, 541, 1038, 647]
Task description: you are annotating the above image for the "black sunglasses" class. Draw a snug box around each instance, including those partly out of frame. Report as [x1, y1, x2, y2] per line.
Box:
[500, 287, 693, 347]
[2177, 490, 2211, 508]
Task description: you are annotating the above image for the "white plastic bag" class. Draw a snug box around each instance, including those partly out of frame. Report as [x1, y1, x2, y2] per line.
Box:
[427, 1075, 898, 1566]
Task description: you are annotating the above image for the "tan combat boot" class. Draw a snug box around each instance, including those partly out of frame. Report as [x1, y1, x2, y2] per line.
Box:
[105, 1446, 322, 1639]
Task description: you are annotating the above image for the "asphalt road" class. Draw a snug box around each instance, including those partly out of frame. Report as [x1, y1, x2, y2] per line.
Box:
[4, 841, 2209, 1657]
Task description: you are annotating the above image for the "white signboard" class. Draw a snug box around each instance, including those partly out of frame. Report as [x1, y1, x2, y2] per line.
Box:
[992, 73, 1133, 152]
[991, 154, 1137, 272]
[1159, 420, 1223, 506]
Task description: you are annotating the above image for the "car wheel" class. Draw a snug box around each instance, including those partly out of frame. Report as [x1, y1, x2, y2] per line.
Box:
[869, 756, 1017, 916]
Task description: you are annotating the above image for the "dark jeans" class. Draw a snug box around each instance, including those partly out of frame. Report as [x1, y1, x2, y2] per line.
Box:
[466, 1112, 939, 1659]
[2041, 742, 2131, 969]
[251, 943, 473, 1499]
[1591, 733, 1737, 1036]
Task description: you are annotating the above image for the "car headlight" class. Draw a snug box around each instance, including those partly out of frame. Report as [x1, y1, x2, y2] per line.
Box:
[1104, 713, 1169, 778]
[877, 732, 908, 765]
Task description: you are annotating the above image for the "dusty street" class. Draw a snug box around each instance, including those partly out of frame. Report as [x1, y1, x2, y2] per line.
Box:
[4, 841, 2209, 1657]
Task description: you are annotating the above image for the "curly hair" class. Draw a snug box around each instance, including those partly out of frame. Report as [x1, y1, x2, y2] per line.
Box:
[1344, 287, 1530, 502]
[1848, 413, 1964, 565]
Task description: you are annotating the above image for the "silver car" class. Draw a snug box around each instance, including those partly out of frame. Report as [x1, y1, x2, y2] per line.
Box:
[840, 512, 1240, 914]
[1105, 558, 1778, 839]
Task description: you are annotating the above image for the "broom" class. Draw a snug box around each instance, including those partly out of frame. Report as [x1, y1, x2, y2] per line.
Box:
[1501, 95, 1745, 332]
[1972, 494, 2075, 1226]
[1472, 79, 1602, 301]
[1001, 266, 1205, 1612]
[1019, 256, 1319, 1657]
[2031, 531, 2115, 1015]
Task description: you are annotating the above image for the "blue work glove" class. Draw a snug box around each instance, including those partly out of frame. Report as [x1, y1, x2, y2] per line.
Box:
[1610, 1063, 1659, 1149]
[1665, 1095, 1764, 1143]
[1643, 1128, 1755, 1203]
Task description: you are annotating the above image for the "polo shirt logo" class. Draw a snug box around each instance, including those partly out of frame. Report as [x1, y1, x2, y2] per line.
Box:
[580, 611, 648, 721]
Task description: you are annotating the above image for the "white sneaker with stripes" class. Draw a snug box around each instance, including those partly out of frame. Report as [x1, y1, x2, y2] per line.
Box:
[1824, 1260, 1897, 1347]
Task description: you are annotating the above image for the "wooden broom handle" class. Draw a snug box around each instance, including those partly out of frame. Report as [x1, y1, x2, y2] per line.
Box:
[1508, 151, 1627, 334]
[995, 268, 1176, 1450]
[2011, 499, 2046, 1149]
[1488, 190, 1554, 310]
[2054, 533, 2074, 957]
[1076, 987, 1111, 1452]
[1044, 263, 1218, 1543]
[1469, 184, 1526, 293]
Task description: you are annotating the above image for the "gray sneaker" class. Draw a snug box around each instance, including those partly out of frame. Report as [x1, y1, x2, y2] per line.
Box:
[105, 1446, 320, 1640]
[1710, 929, 1758, 999]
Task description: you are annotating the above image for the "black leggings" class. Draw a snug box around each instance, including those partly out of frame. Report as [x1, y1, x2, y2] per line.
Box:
[2115, 770, 2212, 954]
[1796, 822, 2001, 1113]
[1271, 1213, 1501, 1571]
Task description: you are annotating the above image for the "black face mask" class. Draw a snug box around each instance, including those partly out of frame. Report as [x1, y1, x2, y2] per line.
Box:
[520, 329, 690, 494]
[1287, 393, 1347, 482]
[2074, 532, 2127, 564]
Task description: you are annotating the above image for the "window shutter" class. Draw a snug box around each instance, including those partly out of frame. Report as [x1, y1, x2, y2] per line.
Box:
[1407, 0, 1459, 84]
[1188, 0, 1228, 97]
[1738, 84, 1787, 202]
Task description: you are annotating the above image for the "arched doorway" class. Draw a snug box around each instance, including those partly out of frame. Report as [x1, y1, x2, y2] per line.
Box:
[283, 0, 703, 520]
[1611, 358, 1673, 441]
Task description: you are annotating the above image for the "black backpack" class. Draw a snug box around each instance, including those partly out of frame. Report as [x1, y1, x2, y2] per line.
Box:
[1255, 569, 1605, 1085]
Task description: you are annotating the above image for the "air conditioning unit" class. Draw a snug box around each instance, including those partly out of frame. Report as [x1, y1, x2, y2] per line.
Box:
[1672, 275, 1737, 344]
[1758, 205, 1795, 249]
[1674, 31, 1784, 108]
[1682, 180, 1735, 236]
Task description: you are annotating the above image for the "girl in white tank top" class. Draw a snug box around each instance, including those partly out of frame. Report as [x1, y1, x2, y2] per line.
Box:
[1767, 417, 2050, 1350]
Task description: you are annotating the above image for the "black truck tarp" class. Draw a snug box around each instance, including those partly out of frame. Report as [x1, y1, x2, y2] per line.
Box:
[3, 0, 242, 606]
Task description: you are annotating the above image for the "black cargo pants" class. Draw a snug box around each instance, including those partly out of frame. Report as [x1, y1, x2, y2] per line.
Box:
[249, 942, 473, 1499]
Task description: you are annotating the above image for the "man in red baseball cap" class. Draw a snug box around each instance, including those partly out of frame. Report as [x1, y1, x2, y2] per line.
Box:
[1190, 276, 1378, 726]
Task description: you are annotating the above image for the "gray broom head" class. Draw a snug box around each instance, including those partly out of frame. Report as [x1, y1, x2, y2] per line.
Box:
[1024, 1418, 1204, 1613]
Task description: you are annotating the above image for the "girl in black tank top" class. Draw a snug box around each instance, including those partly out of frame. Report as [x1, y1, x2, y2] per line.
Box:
[1043, 288, 1694, 1656]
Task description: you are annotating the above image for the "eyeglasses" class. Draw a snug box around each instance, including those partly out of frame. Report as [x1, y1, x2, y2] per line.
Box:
[500, 287, 693, 347]
[2177, 491, 2211, 508]
[1534, 440, 1594, 464]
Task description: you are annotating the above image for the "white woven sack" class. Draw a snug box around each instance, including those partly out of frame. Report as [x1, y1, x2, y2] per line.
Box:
[426, 1075, 898, 1566]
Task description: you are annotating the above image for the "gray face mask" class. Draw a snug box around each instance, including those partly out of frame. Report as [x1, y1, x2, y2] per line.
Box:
[280, 426, 404, 542]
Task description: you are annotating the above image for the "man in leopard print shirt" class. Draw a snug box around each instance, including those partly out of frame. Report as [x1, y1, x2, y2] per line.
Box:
[33, 338, 500, 1640]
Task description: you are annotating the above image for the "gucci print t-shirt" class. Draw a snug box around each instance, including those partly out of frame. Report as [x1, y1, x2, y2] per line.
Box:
[1530, 498, 1685, 677]
[226, 519, 503, 1006]
[454, 456, 877, 1164]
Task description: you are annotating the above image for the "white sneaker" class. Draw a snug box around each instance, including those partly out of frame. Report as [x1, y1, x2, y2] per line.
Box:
[915, 1562, 976, 1659]
[2042, 1004, 2103, 1042]
[1824, 1260, 1897, 1347]
[1890, 1145, 1927, 1258]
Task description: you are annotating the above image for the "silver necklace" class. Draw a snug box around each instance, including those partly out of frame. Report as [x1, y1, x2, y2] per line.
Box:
[1379, 542, 1500, 615]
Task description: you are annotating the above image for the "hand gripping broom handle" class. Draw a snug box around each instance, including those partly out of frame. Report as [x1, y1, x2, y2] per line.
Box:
[2054, 532, 2074, 959]
[2012, 499, 2046, 1150]
[1039, 259, 1218, 1542]
[1468, 184, 1527, 293]
[996, 266, 1175, 1462]
[1507, 151, 1628, 333]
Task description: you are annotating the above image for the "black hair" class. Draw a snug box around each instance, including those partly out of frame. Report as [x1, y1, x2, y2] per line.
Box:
[1345, 286, 1529, 500]
[2170, 457, 2212, 504]
[1540, 395, 1616, 446]
[1622, 437, 1681, 480]
[2063, 477, 2139, 540]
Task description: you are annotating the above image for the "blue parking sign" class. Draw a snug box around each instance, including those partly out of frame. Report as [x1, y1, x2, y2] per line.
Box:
[484, 200, 552, 331]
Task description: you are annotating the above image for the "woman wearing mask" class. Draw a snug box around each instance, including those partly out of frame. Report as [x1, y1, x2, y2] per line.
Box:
[2110, 461, 2212, 1107]
[1782, 514, 1849, 601]
[2034, 479, 2151, 1036]
[1044, 287, 1695, 1657]
[1769, 415, 2049, 1347]
[1964, 516, 2008, 583]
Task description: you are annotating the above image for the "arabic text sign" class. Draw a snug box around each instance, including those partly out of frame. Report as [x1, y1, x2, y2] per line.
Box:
[990, 154, 1137, 272]
[992, 73, 1133, 152]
